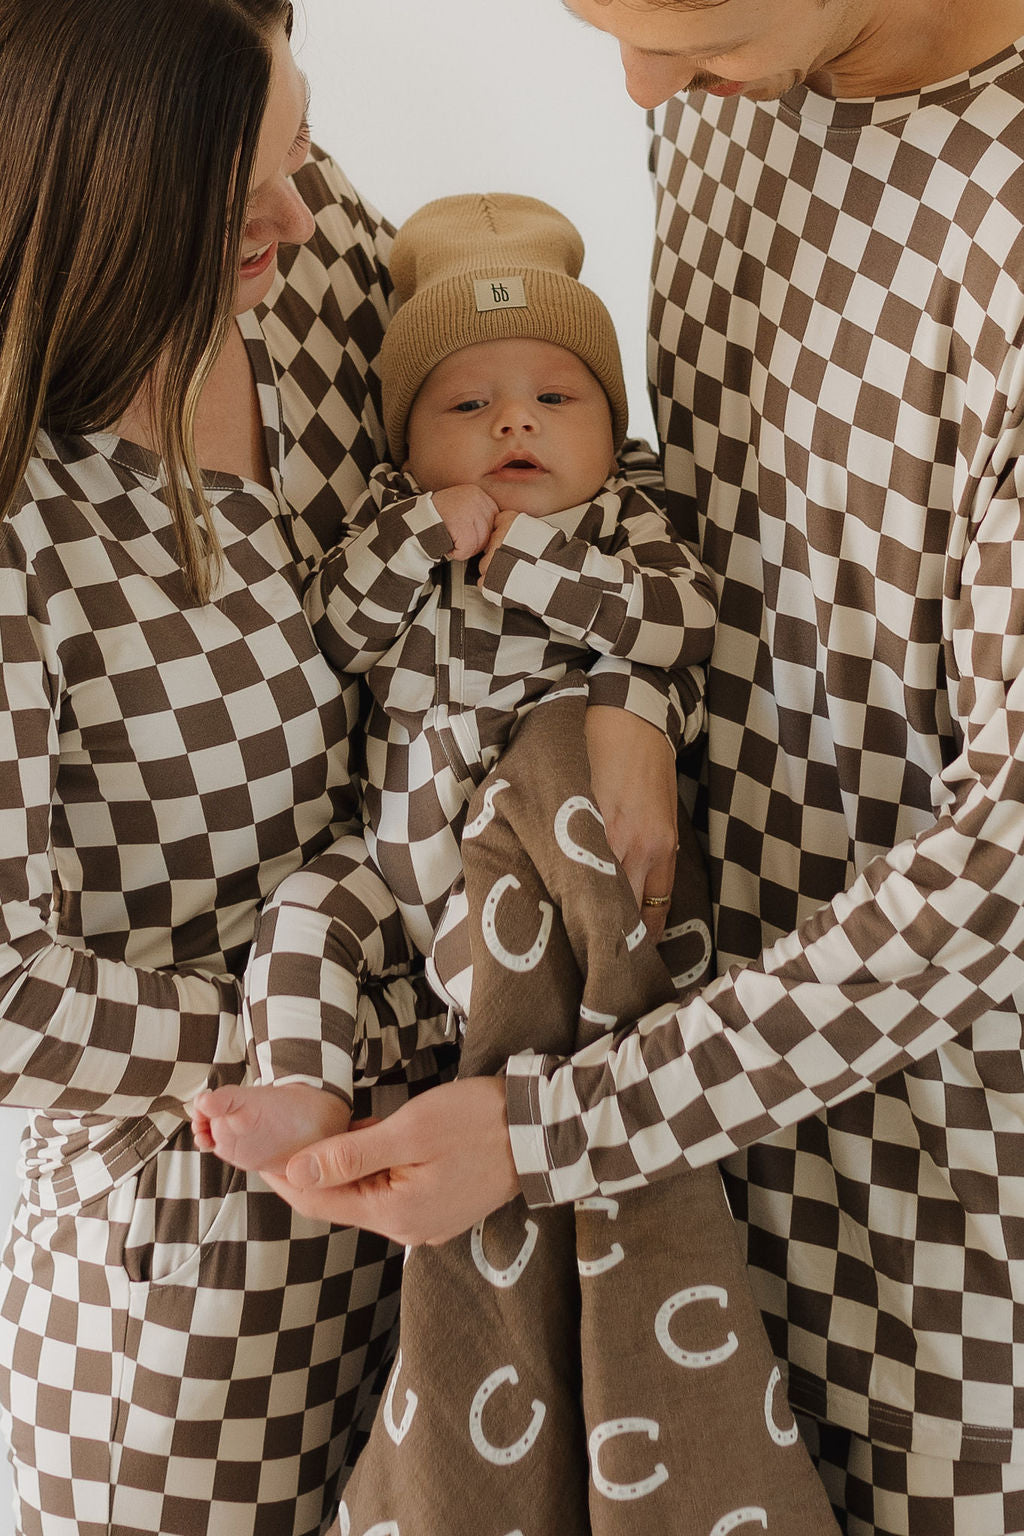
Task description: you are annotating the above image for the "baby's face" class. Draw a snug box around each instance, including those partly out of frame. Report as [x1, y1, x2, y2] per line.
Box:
[405, 338, 617, 518]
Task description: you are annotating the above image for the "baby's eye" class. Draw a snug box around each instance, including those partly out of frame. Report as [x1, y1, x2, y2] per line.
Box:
[538, 392, 569, 405]
[453, 399, 487, 413]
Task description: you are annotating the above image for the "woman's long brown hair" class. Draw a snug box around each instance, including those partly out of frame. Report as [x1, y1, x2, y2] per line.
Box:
[0, 0, 293, 601]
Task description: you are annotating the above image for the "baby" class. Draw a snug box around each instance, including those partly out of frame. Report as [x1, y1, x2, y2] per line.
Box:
[193, 192, 716, 1172]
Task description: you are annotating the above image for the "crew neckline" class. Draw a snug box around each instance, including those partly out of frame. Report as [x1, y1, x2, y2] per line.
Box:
[776, 33, 1024, 130]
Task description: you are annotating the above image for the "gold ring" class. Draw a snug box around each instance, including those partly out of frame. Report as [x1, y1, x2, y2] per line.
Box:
[641, 894, 671, 907]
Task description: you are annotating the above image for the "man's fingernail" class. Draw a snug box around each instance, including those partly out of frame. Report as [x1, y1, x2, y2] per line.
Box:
[292, 1156, 321, 1187]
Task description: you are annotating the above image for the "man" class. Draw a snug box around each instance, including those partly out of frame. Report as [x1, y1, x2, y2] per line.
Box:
[270, 2, 1024, 1529]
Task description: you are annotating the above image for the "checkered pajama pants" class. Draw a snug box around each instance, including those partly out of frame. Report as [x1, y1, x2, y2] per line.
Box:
[797, 1414, 1024, 1535]
[0, 1062, 441, 1536]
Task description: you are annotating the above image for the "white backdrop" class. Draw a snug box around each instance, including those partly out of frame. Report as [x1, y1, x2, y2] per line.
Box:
[0, 1, 655, 1525]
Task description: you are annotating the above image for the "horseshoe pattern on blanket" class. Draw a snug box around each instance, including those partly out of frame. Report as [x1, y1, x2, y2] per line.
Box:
[469, 1366, 546, 1465]
[576, 1196, 625, 1277]
[580, 1003, 618, 1027]
[481, 875, 553, 971]
[655, 1287, 739, 1369]
[709, 1510, 769, 1534]
[625, 919, 647, 951]
[554, 795, 617, 875]
[471, 1213, 540, 1288]
[340, 693, 833, 1533]
[662, 916, 713, 990]
[463, 779, 510, 840]
[337, 1507, 403, 1536]
[763, 1366, 799, 1447]
[589, 1417, 669, 1501]
[383, 1351, 418, 1445]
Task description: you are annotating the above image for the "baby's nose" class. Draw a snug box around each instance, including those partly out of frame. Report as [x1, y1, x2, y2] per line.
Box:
[496, 402, 538, 434]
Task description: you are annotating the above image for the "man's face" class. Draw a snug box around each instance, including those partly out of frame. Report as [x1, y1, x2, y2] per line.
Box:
[562, 0, 861, 107]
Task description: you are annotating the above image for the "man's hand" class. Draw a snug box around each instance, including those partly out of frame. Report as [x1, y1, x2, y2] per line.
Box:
[263, 1077, 521, 1247]
[585, 704, 678, 940]
[431, 485, 499, 561]
[478, 507, 520, 580]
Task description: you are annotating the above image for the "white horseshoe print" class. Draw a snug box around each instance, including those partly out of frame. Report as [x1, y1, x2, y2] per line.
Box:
[580, 1003, 618, 1028]
[471, 1214, 540, 1288]
[576, 1196, 625, 1277]
[662, 917, 713, 990]
[337, 1503, 350, 1536]
[462, 779, 510, 840]
[383, 1350, 418, 1445]
[625, 920, 647, 951]
[655, 1286, 739, 1368]
[469, 1366, 547, 1465]
[589, 1417, 669, 1501]
[481, 875, 553, 972]
[365, 1525, 402, 1536]
[763, 1365, 799, 1447]
[554, 796, 617, 875]
[709, 1508, 768, 1534]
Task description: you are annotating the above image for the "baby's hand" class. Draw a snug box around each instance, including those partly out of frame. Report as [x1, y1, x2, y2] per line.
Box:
[431, 485, 499, 560]
[478, 508, 521, 581]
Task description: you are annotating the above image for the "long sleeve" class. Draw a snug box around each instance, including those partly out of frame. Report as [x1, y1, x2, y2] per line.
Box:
[506, 448, 1024, 1205]
[481, 477, 713, 749]
[479, 482, 716, 668]
[305, 467, 452, 674]
[0, 557, 245, 1119]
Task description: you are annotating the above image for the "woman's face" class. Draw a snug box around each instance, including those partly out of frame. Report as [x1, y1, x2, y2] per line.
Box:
[234, 27, 316, 313]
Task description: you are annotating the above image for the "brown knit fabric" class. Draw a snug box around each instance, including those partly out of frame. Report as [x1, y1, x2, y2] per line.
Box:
[379, 193, 629, 459]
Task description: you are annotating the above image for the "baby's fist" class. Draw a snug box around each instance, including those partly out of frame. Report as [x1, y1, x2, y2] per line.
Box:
[431, 485, 499, 560]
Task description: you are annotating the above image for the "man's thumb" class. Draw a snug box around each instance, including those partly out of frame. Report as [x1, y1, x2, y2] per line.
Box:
[285, 1120, 386, 1191]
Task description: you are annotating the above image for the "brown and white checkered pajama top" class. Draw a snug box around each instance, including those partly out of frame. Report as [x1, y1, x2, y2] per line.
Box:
[506, 42, 1024, 1467]
[0, 149, 452, 1536]
[306, 463, 715, 954]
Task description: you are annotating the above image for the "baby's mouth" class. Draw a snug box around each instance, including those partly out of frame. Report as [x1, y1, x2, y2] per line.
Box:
[490, 452, 546, 476]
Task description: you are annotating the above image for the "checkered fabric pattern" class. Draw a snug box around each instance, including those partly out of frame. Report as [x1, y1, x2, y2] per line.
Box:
[799, 1415, 1024, 1536]
[0, 1082, 428, 1536]
[0, 147, 455, 1531]
[244, 832, 457, 1103]
[306, 463, 714, 952]
[505, 44, 1024, 1466]
[0, 147, 410, 1208]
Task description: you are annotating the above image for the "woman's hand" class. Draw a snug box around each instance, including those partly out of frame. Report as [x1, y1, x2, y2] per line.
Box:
[262, 1077, 521, 1247]
[585, 704, 678, 939]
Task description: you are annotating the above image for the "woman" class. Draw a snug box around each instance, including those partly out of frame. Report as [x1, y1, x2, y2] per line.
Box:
[0, 3, 684, 1532]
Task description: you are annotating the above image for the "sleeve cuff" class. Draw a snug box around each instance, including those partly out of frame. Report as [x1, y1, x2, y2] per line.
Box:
[504, 1049, 602, 1209]
[585, 664, 684, 750]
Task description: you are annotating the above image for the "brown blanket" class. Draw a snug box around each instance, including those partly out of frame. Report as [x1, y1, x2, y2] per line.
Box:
[340, 680, 837, 1534]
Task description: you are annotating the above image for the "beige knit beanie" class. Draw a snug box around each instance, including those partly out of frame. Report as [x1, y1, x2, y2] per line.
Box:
[379, 192, 629, 462]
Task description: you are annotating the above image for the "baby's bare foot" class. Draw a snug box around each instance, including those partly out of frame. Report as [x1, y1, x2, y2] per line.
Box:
[193, 1083, 351, 1174]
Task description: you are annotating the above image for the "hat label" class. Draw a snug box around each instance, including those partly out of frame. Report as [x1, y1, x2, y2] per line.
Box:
[474, 276, 527, 312]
